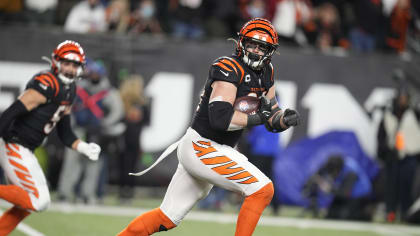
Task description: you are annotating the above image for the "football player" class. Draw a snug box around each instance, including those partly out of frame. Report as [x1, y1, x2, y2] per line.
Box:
[0, 40, 101, 235]
[118, 18, 300, 236]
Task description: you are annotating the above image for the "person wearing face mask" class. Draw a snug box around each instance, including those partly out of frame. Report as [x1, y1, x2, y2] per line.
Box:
[57, 58, 124, 205]
[129, 0, 162, 34]
[377, 87, 420, 222]
[64, 0, 108, 33]
[0, 40, 101, 235]
[240, 0, 268, 22]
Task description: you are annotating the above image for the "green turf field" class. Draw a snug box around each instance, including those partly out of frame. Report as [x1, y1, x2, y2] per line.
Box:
[3, 192, 420, 236]
[9, 210, 385, 236]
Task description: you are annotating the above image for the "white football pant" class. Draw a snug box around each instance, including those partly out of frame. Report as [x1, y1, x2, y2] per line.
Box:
[160, 128, 271, 225]
[0, 138, 50, 211]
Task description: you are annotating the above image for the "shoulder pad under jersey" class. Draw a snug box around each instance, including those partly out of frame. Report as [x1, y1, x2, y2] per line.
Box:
[26, 71, 60, 99]
[209, 56, 245, 87]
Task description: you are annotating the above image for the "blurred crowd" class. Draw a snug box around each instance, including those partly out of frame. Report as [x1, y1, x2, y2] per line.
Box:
[1, 0, 420, 56]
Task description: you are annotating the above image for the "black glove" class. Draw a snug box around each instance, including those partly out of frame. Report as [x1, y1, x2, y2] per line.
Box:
[247, 96, 272, 127]
[257, 96, 272, 122]
[282, 109, 300, 127]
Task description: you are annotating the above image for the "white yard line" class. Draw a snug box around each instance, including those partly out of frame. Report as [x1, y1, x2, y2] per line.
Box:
[16, 223, 45, 236]
[0, 209, 45, 236]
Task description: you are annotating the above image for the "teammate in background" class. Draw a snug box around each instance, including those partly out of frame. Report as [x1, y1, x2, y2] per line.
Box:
[119, 18, 300, 236]
[0, 40, 101, 235]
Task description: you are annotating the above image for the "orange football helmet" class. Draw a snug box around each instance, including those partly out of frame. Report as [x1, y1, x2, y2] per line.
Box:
[237, 18, 279, 70]
[51, 40, 86, 84]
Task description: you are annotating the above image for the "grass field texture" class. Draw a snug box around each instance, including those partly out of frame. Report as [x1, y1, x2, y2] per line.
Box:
[4, 202, 420, 236]
[9, 210, 382, 236]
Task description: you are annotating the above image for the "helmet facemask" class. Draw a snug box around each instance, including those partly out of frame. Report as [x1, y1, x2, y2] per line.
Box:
[240, 37, 276, 70]
[54, 59, 85, 85]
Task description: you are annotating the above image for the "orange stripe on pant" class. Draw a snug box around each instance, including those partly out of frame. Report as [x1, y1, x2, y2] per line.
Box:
[193, 141, 259, 184]
[8, 159, 39, 199]
[5, 144, 21, 159]
[212, 162, 244, 175]
[192, 142, 216, 157]
[200, 156, 231, 165]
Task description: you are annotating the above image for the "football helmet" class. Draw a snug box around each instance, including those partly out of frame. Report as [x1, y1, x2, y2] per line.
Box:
[237, 18, 279, 70]
[51, 40, 86, 85]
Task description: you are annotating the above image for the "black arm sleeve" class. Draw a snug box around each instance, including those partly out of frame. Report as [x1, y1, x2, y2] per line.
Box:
[208, 101, 234, 131]
[0, 100, 28, 137]
[56, 115, 78, 148]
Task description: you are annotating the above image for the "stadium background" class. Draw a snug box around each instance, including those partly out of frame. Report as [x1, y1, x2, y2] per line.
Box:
[0, 25, 419, 187]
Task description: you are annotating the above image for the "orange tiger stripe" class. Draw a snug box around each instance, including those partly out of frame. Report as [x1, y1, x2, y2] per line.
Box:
[41, 75, 54, 88]
[227, 171, 253, 180]
[35, 76, 52, 87]
[239, 176, 259, 184]
[198, 141, 211, 146]
[229, 58, 244, 83]
[14, 170, 35, 185]
[241, 18, 278, 45]
[221, 59, 238, 75]
[212, 161, 244, 175]
[201, 156, 231, 165]
[46, 72, 60, 96]
[8, 159, 29, 173]
[193, 142, 217, 157]
[21, 183, 39, 198]
[11, 143, 19, 150]
[35, 77, 49, 86]
[5, 144, 22, 159]
[214, 62, 233, 72]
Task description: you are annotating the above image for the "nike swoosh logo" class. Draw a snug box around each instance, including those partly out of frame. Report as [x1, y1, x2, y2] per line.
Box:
[39, 84, 48, 90]
[220, 70, 229, 77]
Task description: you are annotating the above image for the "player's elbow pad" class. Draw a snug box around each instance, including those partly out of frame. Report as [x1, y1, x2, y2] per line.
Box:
[208, 101, 234, 131]
[57, 115, 78, 148]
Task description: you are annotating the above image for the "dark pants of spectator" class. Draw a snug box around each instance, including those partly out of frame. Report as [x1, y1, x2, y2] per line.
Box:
[384, 155, 417, 220]
[96, 136, 120, 201]
[119, 149, 139, 199]
[118, 120, 143, 200]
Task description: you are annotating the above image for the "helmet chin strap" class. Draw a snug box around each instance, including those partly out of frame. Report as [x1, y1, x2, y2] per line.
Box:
[55, 61, 83, 85]
[239, 40, 266, 70]
[243, 53, 264, 70]
[58, 73, 78, 85]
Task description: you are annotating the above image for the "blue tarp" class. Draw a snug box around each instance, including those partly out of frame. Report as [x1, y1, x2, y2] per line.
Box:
[273, 131, 379, 207]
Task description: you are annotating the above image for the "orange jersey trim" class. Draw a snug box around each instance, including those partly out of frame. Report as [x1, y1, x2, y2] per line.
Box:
[229, 58, 245, 83]
[213, 62, 233, 72]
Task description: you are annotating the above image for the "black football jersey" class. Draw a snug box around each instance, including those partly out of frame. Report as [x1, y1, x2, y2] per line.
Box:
[4, 70, 76, 150]
[191, 55, 275, 147]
